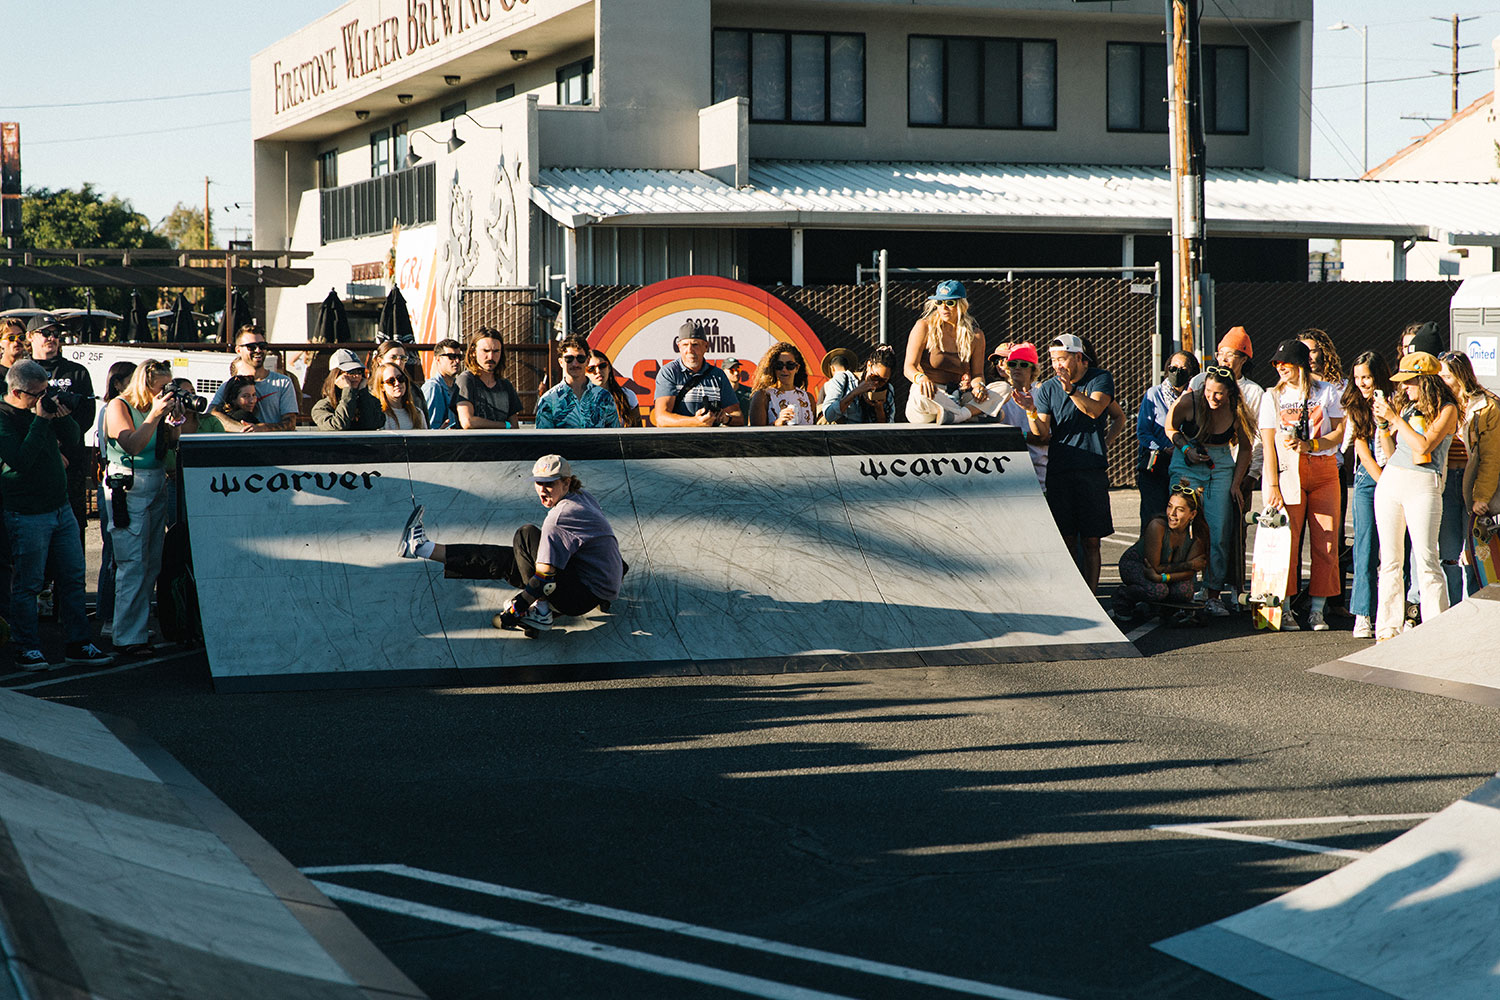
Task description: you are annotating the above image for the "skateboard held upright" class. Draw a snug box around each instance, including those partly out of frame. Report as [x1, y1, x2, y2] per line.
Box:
[1247, 506, 1291, 630]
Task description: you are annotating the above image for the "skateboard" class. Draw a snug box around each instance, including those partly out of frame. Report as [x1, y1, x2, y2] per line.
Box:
[1246, 506, 1292, 630]
[1149, 600, 1207, 627]
[492, 609, 544, 638]
[1473, 514, 1499, 588]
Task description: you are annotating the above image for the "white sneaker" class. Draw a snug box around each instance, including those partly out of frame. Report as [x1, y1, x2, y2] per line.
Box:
[1351, 616, 1373, 639]
[397, 505, 428, 559]
[1308, 610, 1329, 631]
[519, 605, 553, 632]
[1203, 597, 1230, 617]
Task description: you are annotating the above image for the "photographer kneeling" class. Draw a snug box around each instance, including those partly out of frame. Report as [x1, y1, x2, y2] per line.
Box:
[104, 360, 183, 656]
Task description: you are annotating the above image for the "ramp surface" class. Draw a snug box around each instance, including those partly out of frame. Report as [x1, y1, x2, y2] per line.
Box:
[0, 689, 425, 999]
[1155, 777, 1500, 1000]
[180, 425, 1135, 691]
[1311, 585, 1500, 707]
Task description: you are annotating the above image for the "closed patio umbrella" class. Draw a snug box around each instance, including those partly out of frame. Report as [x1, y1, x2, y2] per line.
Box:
[313, 289, 350, 344]
[166, 293, 197, 343]
[377, 285, 415, 343]
[120, 291, 151, 342]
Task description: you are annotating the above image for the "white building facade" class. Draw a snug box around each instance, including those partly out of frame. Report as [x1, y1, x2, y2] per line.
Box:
[264, 0, 1473, 344]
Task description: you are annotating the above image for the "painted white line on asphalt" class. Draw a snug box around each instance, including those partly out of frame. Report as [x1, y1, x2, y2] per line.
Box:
[1125, 620, 1159, 642]
[312, 881, 860, 1000]
[304, 863, 1076, 1000]
[6, 649, 198, 691]
[1151, 812, 1438, 860]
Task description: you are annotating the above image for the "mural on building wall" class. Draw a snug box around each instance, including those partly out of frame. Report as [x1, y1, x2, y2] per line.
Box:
[484, 155, 519, 285]
[589, 276, 828, 407]
[437, 168, 481, 343]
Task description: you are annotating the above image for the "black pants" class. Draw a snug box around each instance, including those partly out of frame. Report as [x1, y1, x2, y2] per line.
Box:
[443, 524, 601, 617]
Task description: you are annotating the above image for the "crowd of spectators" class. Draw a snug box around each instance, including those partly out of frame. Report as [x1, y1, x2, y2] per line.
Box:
[3, 282, 1494, 667]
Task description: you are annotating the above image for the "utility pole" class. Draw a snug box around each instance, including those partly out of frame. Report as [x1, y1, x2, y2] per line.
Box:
[1166, 0, 1206, 356]
[203, 176, 212, 250]
[1432, 14, 1478, 117]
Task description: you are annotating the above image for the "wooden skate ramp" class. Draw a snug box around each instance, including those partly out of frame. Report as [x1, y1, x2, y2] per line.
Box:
[1310, 586, 1500, 708]
[179, 425, 1136, 692]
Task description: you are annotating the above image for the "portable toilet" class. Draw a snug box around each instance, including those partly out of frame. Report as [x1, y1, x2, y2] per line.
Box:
[1451, 274, 1500, 396]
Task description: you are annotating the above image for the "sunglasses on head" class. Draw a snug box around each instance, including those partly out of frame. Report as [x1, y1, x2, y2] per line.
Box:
[1204, 365, 1233, 379]
[1169, 483, 1202, 507]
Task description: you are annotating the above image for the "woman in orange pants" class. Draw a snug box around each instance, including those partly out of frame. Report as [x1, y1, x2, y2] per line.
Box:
[1258, 339, 1347, 631]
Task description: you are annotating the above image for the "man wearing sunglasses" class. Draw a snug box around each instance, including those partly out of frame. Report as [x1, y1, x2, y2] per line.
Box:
[207, 325, 299, 432]
[535, 337, 622, 429]
[26, 315, 95, 549]
[422, 338, 466, 429]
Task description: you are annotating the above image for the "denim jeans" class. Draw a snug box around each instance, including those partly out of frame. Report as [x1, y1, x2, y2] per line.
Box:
[1168, 442, 1235, 592]
[1439, 466, 1478, 602]
[5, 503, 89, 651]
[1349, 468, 1379, 617]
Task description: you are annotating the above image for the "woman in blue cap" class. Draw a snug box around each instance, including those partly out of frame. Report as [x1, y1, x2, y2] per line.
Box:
[902, 280, 1004, 424]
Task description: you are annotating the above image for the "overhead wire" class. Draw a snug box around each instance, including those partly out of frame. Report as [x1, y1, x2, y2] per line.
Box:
[0, 87, 248, 110]
[28, 119, 249, 146]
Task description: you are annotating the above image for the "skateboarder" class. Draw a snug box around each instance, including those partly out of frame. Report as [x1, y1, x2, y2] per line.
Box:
[397, 454, 625, 633]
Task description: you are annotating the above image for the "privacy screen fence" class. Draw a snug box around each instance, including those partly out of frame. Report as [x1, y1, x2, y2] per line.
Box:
[461, 278, 1459, 488]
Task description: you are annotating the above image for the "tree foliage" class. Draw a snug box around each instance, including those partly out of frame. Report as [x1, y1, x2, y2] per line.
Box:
[156, 202, 216, 252]
[19, 184, 170, 313]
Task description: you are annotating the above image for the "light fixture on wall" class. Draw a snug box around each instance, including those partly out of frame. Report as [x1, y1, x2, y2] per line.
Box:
[444, 75, 461, 86]
[510, 49, 528, 62]
[444, 111, 504, 154]
[397, 93, 414, 105]
[354, 109, 370, 120]
[403, 113, 503, 167]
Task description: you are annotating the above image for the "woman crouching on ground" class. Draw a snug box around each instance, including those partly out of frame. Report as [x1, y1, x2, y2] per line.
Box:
[1112, 482, 1209, 626]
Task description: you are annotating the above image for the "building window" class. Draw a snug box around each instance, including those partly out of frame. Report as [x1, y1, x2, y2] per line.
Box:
[392, 121, 408, 170]
[713, 29, 864, 124]
[557, 58, 594, 106]
[369, 128, 390, 178]
[495, 84, 516, 103]
[1203, 45, 1249, 134]
[1107, 42, 1248, 134]
[317, 149, 338, 189]
[907, 35, 1055, 129]
[440, 100, 467, 122]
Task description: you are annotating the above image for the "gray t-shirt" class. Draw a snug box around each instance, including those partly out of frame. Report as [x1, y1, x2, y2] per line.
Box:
[538, 489, 623, 600]
[454, 372, 521, 426]
[208, 370, 299, 425]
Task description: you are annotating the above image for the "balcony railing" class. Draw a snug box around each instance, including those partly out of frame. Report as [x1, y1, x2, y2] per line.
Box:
[319, 162, 436, 244]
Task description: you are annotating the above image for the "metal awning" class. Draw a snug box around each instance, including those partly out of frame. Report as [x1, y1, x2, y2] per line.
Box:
[0, 265, 315, 288]
[530, 161, 1500, 246]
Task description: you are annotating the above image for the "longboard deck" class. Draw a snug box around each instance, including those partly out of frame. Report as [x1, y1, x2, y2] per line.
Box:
[1473, 523, 1498, 588]
[1248, 511, 1292, 631]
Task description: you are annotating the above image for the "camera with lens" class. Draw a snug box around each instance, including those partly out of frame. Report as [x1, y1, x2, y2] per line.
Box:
[105, 470, 135, 528]
[39, 387, 92, 415]
[160, 383, 209, 413]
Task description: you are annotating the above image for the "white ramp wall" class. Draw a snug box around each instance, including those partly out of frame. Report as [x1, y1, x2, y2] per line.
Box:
[180, 425, 1135, 691]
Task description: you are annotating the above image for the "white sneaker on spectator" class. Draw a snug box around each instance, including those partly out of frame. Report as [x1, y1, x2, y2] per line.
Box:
[1351, 616, 1373, 639]
[1203, 597, 1230, 617]
[1307, 610, 1329, 631]
[397, 505, 428, 559]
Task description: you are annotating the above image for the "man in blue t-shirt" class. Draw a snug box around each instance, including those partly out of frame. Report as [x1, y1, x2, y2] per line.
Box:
[653, 323, 744, 427]
[1032, 334, 1117, 594]
[396, 454, 624, 633]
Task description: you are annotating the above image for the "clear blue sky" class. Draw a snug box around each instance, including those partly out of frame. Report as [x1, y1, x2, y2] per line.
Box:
[1, 0, 1497, 242]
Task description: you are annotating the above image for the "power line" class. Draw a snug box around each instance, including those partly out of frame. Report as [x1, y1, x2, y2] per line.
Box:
[28, 119, 249, 146]
[1314, 66, 1490, 91]
[0, 87, 248, 111]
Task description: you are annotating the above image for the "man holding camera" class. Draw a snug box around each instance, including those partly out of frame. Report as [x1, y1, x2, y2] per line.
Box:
[26, 315, 95, 547]
[653, 323, 744, 428]
[0, 361, 112, 670]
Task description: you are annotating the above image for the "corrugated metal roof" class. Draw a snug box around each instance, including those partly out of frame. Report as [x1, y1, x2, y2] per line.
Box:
[531, 161, 1500, 245]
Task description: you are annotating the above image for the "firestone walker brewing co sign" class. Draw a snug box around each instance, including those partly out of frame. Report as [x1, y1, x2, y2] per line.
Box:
[272, 0, 531, 116]
[589, 276, 829, 408]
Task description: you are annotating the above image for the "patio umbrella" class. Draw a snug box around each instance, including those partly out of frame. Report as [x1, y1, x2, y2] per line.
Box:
[228, 289, 253, 336]
[166, 293, 197, 343]
[377, 285, 415, 343]
[120, 291, 150, 343]
[313, 289, 350, 344]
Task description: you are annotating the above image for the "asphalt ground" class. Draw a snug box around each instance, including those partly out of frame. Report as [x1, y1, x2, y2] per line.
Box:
[7, 491, 1497, 1000]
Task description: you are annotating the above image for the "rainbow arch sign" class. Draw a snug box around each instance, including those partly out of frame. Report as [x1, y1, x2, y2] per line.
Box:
[588, 276, 827, 406]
